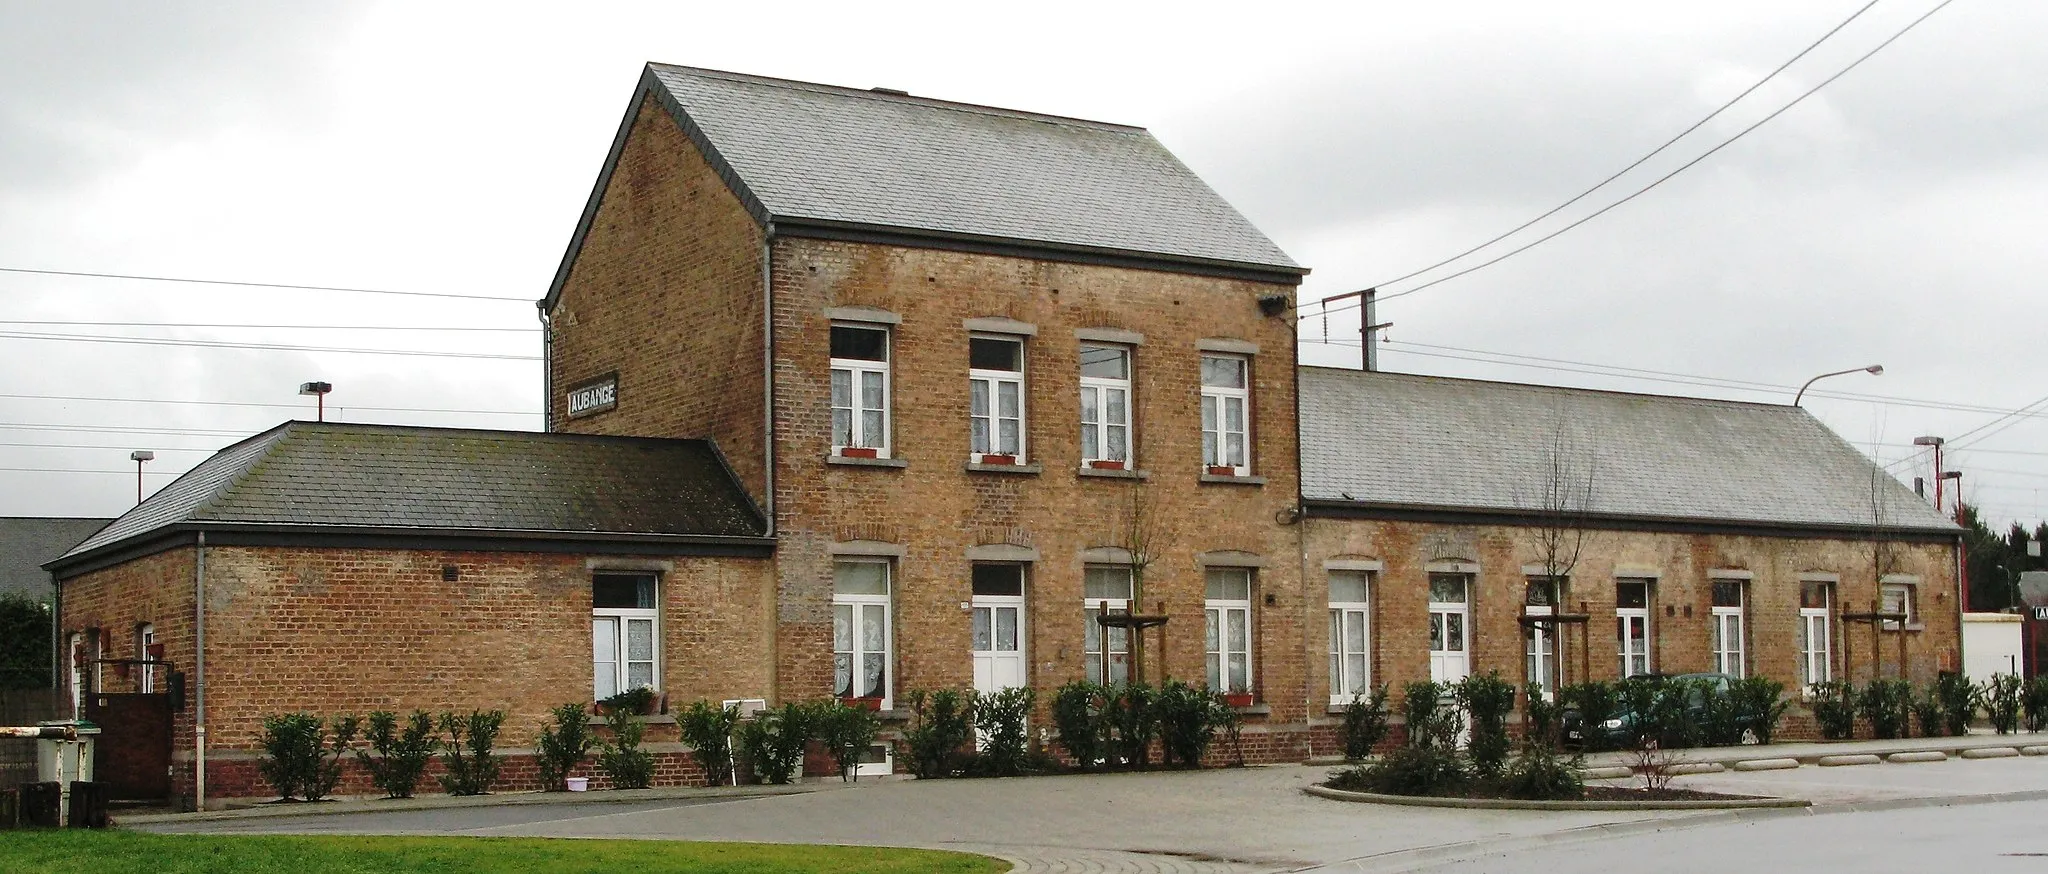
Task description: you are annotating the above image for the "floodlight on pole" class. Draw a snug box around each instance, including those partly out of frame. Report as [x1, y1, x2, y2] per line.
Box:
[298, 381, 333, 422]
[1914, 436, 1946, 513]
[128, 450, 154, 504]
[1793, 364, 1884, 406]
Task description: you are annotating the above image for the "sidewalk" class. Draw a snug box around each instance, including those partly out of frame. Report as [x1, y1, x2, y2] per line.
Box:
[1577, 731, 2048, 769]
[118, 781, 820, 825]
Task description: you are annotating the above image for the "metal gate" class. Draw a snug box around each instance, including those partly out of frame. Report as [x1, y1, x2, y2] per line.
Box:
[83, 694, 171, 801]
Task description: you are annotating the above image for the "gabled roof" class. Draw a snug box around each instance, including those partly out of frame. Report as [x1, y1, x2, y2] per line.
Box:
[542, 64, 1303, 310]
[1299, 368, 1958, 536]
[0, 517, 110, 598]
[50, 422, 770, 576]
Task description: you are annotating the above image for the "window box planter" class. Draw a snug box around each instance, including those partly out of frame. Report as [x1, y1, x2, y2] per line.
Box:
[1206, 465, 1238, 476]
[1087, 459, 1127, 471]
[977, 454, 1017, 465]
[844, 696, 884, 711]
[1222, 692, 1255, 708]
[838, 447, 879, 459]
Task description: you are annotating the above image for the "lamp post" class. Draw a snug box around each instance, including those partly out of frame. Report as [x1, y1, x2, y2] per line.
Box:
[128, 450, 153, 504]
[299, 381, 333, 422]
[1915, 436, 1946, 514]
[1942, 469, 1963, 522]
[1793, 364, 1884, 406]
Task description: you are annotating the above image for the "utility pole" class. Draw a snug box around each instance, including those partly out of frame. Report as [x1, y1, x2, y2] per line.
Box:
[128, 450, 153, 504]
[1310, 288, 1393, 371]
[299, 381, 333, 422]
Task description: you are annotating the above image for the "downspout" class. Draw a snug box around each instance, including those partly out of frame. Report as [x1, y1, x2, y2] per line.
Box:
[1290, 295, 1313, 742]
[1955, 533, 1967, 674]
[539, 304, 554, 433]
[194, 531, 207, 811]
[762, 224, 778, 704]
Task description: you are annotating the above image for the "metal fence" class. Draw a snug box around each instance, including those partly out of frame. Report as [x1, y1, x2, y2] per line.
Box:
[0, 688, 63, 788]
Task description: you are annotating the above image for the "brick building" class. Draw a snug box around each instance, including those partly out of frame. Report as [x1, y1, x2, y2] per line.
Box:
[48, 63, 1962, 804]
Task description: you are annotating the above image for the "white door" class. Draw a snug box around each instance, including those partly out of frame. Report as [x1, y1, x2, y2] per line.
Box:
[972, 596, 1026, 694]
[1428, 573, 1471, 685]
[1525, 605, 1555, 697]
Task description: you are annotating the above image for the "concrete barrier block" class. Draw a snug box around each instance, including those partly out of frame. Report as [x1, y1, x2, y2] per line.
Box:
[1817, 754, 1882, 767]
[2018, 745, 2048, 756]
[1885, 751, 1948, 764]
[1581, 766, 1633, 780]
[1666, 762, 1727, 776]
[1960, 747, 2021, 759]
[1733, 758, 1800, 772]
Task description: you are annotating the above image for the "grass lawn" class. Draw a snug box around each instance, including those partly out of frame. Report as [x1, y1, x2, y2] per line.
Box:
[0, 830, 1009, 873]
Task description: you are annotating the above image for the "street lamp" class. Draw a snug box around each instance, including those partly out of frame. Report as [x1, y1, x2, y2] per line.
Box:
[1793, 364, 1884, 406]
[128, 450, 154, 504]
[299, 381, 333, 422]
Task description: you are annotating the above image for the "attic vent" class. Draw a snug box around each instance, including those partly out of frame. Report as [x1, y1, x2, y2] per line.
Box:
[870, 87, 910, 96]
[442, 564, 459, 582]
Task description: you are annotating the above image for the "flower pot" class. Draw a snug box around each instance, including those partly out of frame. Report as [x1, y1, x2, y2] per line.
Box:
[839, 447, 879, 458]
[978, 454, 1017, 465]
[848, 696, 883, 711]
[1223, 692, 1255, 708]
[1206, 465, 1237, 476]
[565, 777, 589, 792]
[1087, 459, 1126, 471]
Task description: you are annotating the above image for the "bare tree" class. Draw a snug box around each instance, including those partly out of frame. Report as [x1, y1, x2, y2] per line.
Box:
[1518, 417, 1598, 694]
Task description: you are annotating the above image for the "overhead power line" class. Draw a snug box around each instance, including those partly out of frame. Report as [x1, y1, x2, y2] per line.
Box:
[0, 330, 542, 361]
[1310, 0, 1959, 318]
[0, 319, 537, 333]
[0, 265, 531, 302]
[0, 391, 537, 417]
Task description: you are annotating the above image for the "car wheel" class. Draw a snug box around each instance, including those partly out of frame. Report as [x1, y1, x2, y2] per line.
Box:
[1740, 728, 1761, 745]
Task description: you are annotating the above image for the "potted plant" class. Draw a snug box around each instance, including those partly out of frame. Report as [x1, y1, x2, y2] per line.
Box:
[1088, 458, 1126, 471]
[1206, 465, 1237, 476]
[1222, 690, 1255, 708]
[597, 687, 659, 717]
[979, 453, 1017, 465]
[847, 696, 884, 712]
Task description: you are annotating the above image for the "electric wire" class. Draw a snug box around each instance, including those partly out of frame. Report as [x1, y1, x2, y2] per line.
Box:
[0, 265, 531, 302]
[0, 330, 541, 361]
[0, 319, 537, 332]
[0, 391, 537, 417]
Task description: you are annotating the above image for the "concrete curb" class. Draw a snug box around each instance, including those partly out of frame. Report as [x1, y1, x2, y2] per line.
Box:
[1817, 754, 1882, 767]
[1732, 758, 1799, 771]
[1960, 747, 2021, 759]
[1303, 783, 1810, 811]
[117, 783, 820, 825]
[2023, 746, 2048, 756]
[1885, 751, 1948, 763]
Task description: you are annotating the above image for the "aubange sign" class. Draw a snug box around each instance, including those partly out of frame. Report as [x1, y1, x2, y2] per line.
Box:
[566, 372, 618, 419]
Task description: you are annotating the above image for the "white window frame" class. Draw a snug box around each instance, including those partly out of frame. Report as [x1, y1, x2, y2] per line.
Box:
[136, 623, 157, 694]
[1524, 577, 1559, 699]
[1799, 581, 1833, 689]
[1429, 573, 1473, 685]
[833, 560, 895, 709]
[1710, 578, 1746, 678]
[1328, 571, 1372, 705]
[68, 631, 84, 717]
[1616, 579, 1652, 679]
[592, 573, 660, 701]
[830, 323, 892, 457]
[1206, 568, 1254, 696]
[1079, 344, 1132, 467]
[968, 335, 1027, 463]
[1200, 354, 1250, 475]
[1084, 565, 1133, 685]
[1880, 577, 1918, 631]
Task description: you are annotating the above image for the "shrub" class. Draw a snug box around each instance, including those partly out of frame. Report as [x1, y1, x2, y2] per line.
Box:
[974, 687, 1037, 776]
[816, 700, 882, 781]
[1051, 681, 1106, 769]
[1913, 688, 1946, 738]
[1102, 682, 1159, 768]
[1622, 676, 1697, 749]
[437, 709, 505, 796]
[2025, 675, 2048, 733]
[1341, 685, 1392, 759]
[1697, 680, 1744, 747]
[600, 686, 657, 716]
[902, 689, 973, 778]
[1858, 679, 1912, 740]
[596, 703, 655, 790]
[1337, 744, 1468, 797]
[1809, 680, 1857, 740]
[738, 701, 815, 785]
[535, 703, 596, 791]
[257, 712, 350, 801]
[1522, 685, 1559, 750]
[1456, 673, 1514, 780]
[1402, 681, 1454, 749]
[1153, 681, 1221, 768]
[1728, 677, 1790, 744]
[1561, 681, 1620, 752]
[1984, 673, 2025, 734]
[678, 700, 741, 786]
[1501, 743, 1584, 801]
[1936, 671, 1977, 736]
[352, 710, 436, 798]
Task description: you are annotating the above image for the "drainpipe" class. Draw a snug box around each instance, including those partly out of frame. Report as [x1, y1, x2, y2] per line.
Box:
[539, 305, 554, 433]
[194, 531, 207, 811]
[761, 224, 778, 704]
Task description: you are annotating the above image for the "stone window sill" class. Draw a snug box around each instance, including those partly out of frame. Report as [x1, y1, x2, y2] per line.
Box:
[1077, 466, 1150, 481]
[1200, 473, 1266, 486]
[827, 455, 909, 469]
[1232, 704, 1272, 716]
[966, 462, 1043, 475]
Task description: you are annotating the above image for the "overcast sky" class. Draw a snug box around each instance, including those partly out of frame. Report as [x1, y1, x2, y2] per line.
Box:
[1, 0, 2042, 528]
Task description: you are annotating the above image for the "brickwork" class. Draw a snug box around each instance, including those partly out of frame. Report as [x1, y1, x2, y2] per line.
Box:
[549, 94, 770, 505]
[1301, 516, 1962, 729]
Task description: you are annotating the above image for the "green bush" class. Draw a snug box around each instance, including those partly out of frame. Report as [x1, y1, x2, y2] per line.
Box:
[257, 712, 351, 801]
[677, 700, 741, 786]
[1456, 673, 1514, 780]
[1913, 688, 1946, 738]
[0, 593, 51, 689]
[1809, 680, 1857, 740]
[1560, 681, 1620, 752]
[1728, 677, 1790, 745]
[351, 710, 436, 799]
[1858, 679, 1913, 740]
[1501, 743, 1584, 801]
[535, 703, 596, 791]
[1333, 744, 1468, 797]
[1620, 676, 1698, 749]
[1402, 681, 1454, 749]
[1936, 671, 1977, 736]
[1103, 683, 1159, 768]
[2025, 676, 2048, 733]
[1051, 681, 1106, 769]
[1341, 686, 1392, 759]
[1697, 680, 1743, 747]
[596, 705, 655, 790]
[1153, 681, 1221, 768]
[1983, 673, 2025, 734]
[973, 687, 1037, 776]
[735, 701, 815, 785]
[816, 700, 882, 782]
[437, 709, 505, 796]
[1522, 685, 1559, 750]
[599, 686, 657, 716]
[902, 689, 973, 778]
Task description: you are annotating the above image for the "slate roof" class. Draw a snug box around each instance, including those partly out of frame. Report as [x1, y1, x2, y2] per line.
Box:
[544, 64, 1301, 309]
[54, 422, 768, 570]
[1300, 368, 1958, 534]
[0, 517, 110, 598]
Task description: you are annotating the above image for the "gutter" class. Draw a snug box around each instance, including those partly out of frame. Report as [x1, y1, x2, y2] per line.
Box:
[1299, 499, 1965, 543]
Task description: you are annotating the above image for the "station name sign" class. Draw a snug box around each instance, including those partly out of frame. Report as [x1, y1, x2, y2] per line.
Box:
[2035, 606, 2048, 622]
[566, 372, 618, 419]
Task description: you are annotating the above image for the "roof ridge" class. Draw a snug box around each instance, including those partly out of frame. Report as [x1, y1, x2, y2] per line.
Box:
[1300, 365, 1805, 413]
[648, 63, 1151, 134]
[279, 419, 725, 448]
